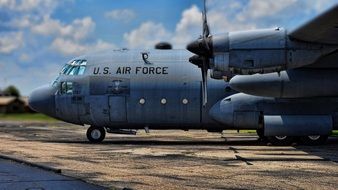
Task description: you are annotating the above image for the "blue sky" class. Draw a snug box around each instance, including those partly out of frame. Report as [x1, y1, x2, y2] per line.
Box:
[0, 0, 337, 95]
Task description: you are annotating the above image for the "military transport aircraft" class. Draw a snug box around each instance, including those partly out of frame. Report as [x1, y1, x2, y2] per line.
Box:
[29, 2, 338, 145]
[187, 1, 338, 145]
[28, 47, 237, 143]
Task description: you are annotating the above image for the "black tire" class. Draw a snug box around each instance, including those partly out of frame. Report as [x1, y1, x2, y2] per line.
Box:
[300, 135, 328, 145]
[86, 126, 106, 143]
[267, 136, 296, 146]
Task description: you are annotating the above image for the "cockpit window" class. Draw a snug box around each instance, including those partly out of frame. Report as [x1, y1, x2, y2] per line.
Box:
[78, 66, 86, 75]
[51, 76, 60, 87]
[60, 60, 87, 76]
[60, 82, 73, 94]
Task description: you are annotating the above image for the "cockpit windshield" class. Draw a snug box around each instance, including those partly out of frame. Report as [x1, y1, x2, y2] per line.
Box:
[60, 60, 87, 76]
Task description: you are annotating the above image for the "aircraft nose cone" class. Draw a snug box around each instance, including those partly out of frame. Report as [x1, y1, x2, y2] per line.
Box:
[29, 85, 56, 117]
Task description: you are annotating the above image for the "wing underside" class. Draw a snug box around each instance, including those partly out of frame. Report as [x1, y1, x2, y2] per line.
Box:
[289, 4, 338, 45]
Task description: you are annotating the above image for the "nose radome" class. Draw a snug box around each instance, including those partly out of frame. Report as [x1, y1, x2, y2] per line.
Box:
[29, 85, 56, 117]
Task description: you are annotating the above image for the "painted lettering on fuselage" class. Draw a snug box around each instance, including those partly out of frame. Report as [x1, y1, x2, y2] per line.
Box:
[92, 66, 168, 75]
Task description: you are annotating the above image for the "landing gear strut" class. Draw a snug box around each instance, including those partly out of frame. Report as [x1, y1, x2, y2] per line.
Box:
[256, 129, 267, 141]
[86, 126, 106, 143]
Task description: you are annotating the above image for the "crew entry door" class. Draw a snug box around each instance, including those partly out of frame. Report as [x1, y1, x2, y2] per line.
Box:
[55, 81, 80, 122]
[109, 96, 127, 122]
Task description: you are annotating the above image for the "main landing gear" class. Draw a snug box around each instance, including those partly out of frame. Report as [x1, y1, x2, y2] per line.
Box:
[86, 126, 106, 143]
[256, 129, 329, 146]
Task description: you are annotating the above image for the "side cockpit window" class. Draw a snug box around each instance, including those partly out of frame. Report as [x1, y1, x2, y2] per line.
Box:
[60, 82, 73, 94]
[61, 60, 87, 76]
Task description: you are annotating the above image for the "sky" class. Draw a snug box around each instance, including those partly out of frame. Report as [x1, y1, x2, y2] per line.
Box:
[0, 0, 337, 96]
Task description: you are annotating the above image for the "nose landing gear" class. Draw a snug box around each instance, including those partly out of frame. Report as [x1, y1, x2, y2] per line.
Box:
[86, 126, 106, 143]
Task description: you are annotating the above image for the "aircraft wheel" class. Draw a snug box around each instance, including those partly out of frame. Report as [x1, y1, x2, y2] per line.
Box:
[300, 135, 328, 145]
[267, 136, 295, 146]
[87, 126, 106, 143]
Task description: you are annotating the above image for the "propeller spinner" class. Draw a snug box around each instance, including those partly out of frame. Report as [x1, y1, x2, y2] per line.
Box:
[186, 0, 213, 106]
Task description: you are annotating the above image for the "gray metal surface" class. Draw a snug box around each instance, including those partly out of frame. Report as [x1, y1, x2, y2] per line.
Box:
[0, 159, 103, 190]
[264, 115, 333, 136]
[29, 49, 234, 130]
[229, 68, 338, 98]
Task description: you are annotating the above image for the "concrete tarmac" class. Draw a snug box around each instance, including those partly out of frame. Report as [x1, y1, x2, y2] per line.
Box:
[0, 121, 337, 190]
[0, 158, 103, 190]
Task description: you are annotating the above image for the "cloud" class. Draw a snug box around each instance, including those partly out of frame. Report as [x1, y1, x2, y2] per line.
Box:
[171, 5, 202, 48]
[0, 60, 60, 95]
[51, 38, 115, 56]
[105, 9, 136, 23]
[123, 21, 171, 48]
[0, 32, 23, 54]
[0, 0, 16, 8]
[32, 16, 95, 41]
[32, 16, 116, 56]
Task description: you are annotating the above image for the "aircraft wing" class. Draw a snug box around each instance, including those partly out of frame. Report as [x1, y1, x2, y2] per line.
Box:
[289, 4, 338, 45]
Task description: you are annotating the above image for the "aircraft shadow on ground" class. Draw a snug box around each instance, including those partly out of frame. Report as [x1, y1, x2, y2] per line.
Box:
[43, 137, 338, 146]
[43, 139, 264, 146]
[43, 137, 338, 163]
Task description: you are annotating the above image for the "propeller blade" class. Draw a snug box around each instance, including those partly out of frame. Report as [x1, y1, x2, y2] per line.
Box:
[201, 58, 208, 106]
[202, 0, 210, 38]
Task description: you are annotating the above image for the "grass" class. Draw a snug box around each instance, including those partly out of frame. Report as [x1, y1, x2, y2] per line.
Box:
[332, 130, 338, 137]
[239, 130, 257, 134]
[0, 113, 58, 122]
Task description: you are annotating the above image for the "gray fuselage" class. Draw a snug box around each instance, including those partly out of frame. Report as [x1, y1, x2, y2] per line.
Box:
[30, 49, 235, 131]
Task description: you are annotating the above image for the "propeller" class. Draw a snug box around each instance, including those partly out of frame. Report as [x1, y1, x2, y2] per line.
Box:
[186, 0, 213, 106]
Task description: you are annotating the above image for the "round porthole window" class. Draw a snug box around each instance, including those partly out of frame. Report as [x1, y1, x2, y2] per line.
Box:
[182, 98, 188, 105]
[139, 98, 146, 105]
[161, 98, 167, 105]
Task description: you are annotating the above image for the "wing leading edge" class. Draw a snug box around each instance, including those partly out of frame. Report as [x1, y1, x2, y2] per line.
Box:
[289, 4, 338, 45]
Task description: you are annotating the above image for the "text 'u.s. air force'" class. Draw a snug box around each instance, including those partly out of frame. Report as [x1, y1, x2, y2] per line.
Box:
[93, 67, 168, 75]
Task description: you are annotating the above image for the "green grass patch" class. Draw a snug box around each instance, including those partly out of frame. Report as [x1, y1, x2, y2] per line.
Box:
[239, 130, 257, 134]
[332, 130, 338, 137]
[0, 113, 58, 122]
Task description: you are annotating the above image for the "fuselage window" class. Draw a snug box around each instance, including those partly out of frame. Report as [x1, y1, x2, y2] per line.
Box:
[60, 82, 73, 94]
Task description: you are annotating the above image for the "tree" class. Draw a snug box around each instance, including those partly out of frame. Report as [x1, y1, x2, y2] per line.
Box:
[4, 85, 21, 97]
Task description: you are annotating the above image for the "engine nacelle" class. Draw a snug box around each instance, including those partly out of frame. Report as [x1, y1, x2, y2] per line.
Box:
[229, 68, 338, 98]
[211, 28, 337, 75]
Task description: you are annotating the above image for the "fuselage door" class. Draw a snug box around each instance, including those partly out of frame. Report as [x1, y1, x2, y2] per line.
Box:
[55, 81, 81, 124]
[109, 96, 127, 122]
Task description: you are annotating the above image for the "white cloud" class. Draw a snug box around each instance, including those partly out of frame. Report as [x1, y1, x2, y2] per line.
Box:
[0, 0, 57, 15]
[105, 9, 136, 23]
[51, 38, 115, 56]
[0, 0, 16, 8]
[32, 16, 95, 41]
[123, 21, 171, 48]
[236, 0, 297, 21]
[0, 32, 24, 54]
[172, 5, 202, 48]
[32, 15, 116, 56]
